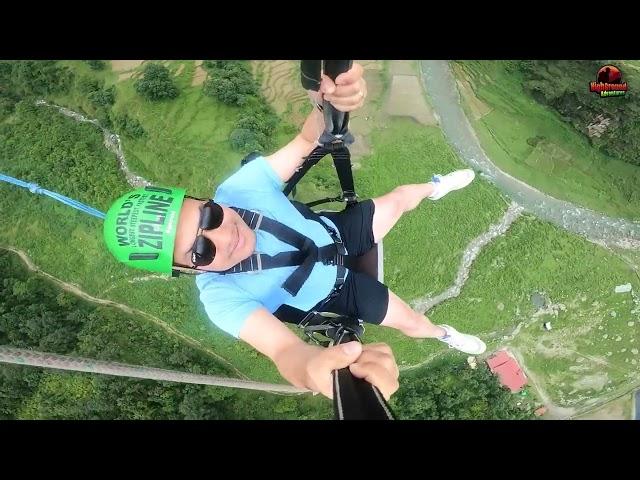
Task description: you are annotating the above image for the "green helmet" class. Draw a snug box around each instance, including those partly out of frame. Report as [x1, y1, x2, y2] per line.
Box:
[103, 186, 187, 274]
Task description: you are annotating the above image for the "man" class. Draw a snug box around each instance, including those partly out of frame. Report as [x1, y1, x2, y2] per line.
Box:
[103, 63, 485, 400]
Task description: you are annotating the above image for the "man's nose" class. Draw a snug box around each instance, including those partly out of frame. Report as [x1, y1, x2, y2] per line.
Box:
[204, 223, 233, 249]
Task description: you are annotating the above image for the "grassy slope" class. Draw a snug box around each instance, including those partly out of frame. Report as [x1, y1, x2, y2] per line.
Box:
[429, 215, 640, 409]
[453, 61, 640, 220]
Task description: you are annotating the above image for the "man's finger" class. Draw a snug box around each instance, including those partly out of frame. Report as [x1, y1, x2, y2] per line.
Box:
[357, 348, 399, 379]
[308, 341, 363, 399]
[319, 74, 336, 95]
[325, 81, 362, 98]
[363, 343, 394, 356]
[348, 361, 400, 401]
[323, 341, 362, 370]
[334, 63, 364, 86]
[323, 99, 363, 113]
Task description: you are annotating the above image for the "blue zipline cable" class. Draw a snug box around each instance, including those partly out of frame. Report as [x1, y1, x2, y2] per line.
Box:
[0, 173, 106, 220]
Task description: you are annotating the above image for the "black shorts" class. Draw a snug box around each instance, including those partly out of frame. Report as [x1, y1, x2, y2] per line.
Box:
[274, 200, 390, 326]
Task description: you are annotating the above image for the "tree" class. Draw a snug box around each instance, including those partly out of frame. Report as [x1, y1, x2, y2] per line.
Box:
[236, 107, 278, 137]
[202, 60, 228, 71]
[0, 61, 12, 85]
[202, 61, 258, 106]
[89, 85, 116, 108]
[229, 128, 263, 152]
[8, 61, 74, 97]
[113, 112, 145, 138]
[0, 62, 18, 119]
[0, 90, 19, 121]
[0, 365, 43, 419]
[85, 60, 106, 71]
[76, 76, 102, 95]
[229, 98, 279, 152]
[391, 358, 534, 420]
[134, 63, 179, 101]
[179, 384, 235, 419]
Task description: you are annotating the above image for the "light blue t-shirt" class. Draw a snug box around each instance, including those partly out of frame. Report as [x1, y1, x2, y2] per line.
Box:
[195, 156, 344, 338]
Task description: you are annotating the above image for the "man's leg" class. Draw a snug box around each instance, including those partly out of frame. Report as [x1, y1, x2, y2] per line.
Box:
[371, 183, 434, 243]
[380, 289, 445, 337]
[380, 289, 486, 355]
[322, 267, 486, 354]
[371, 170, 475, 243]
[321, 168, 483, 353]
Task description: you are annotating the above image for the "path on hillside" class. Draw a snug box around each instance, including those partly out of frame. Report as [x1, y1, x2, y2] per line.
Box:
[2, 247, 248, 380]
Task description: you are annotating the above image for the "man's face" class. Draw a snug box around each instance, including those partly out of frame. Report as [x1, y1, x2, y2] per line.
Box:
[173, 198, 256, 272]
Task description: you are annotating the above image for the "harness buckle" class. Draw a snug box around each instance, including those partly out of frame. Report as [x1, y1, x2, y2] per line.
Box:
[246, 253, 262, 274]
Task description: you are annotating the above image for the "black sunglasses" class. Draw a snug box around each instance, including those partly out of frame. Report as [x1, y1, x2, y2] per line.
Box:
[190, 199, 224, 267]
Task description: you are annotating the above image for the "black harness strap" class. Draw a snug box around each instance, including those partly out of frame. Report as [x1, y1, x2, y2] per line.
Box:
[223, 206, 353, 297]
[328, 146, 356, 204]
[283, 144, 357, 208]
[282, 147, 327, 198]
[291, 201, 358, 270]
[285, 60, 358, 209]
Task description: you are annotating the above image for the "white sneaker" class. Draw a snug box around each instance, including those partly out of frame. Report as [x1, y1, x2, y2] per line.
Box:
[437, 324, 486, 355]
[428, 169, 475, 200]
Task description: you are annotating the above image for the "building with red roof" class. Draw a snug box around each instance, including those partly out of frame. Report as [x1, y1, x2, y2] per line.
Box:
[486, 349, 528, 393]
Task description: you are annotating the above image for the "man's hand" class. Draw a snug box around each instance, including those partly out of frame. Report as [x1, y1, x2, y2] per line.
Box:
[308, 62, 367, 113]
[304, 341, 400, 400]
[265, 62, 368, 182]
[240, 308, 399, 401]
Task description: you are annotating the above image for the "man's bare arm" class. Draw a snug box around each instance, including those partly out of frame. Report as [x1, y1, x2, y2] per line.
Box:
[239, 306, 326, 391]
[238, 307, 400, 399]
[264, 108, 324, 183]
